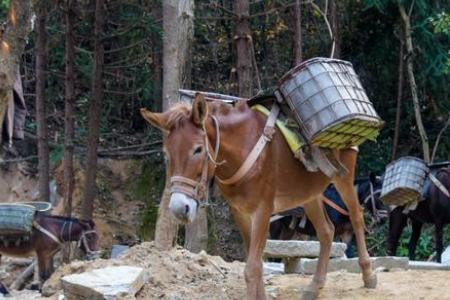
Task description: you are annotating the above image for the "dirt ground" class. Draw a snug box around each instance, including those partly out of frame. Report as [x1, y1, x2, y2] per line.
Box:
[2, 162, 450, 300]
[35, 242, 450, 300]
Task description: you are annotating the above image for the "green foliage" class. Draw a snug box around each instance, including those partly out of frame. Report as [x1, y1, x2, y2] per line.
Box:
[0, 0, 9, 20]
[127, 157, 165, 241]
[430, 12, 450, 34]
[429, 12, 450, 73]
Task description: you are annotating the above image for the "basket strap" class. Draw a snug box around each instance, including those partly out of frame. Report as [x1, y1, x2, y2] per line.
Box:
[33, 221, 61, 245]
[429, 173, 450, 198]
[217, 103, 280, 186]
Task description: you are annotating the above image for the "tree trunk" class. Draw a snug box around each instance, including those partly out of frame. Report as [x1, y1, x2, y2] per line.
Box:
[330, 0, 340, 58]
[35, 1, 50, 203]
[293, 0, 303, 65]
[0, 0, 32, 140]
[391, 25, 405, 161]
[62, 0, 76, 262]
[82, 0, 105, 220]
[399, 5, 430, 163]
[185, 206, 208, 253]
[152, 4, 162, 112]
[234, 0, 253, 97]
[155, 0, 194, 250]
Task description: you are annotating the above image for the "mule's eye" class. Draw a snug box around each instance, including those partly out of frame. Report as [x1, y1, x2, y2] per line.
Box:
[193, 146, 203, 156]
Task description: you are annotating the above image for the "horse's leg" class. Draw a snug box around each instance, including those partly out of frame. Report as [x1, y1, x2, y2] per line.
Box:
[230, 207, 251, 255]
[387, 207, 407, 256]
[302, 199, 335, 300]
[334, 154, 376, 288]
[408, 219, 423, 260]
[245, 204, 272, 300]
[435, 221, 444, 263]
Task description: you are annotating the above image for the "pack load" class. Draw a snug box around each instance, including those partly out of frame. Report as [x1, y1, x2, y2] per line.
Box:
[380, 157, 430, 206]
[277, 57, 383, 149]
[0, 204, 36, 235]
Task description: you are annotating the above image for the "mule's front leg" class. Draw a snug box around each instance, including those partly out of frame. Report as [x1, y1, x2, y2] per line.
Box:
[245, 205, 271, 300]
[302, 200, 335, 300]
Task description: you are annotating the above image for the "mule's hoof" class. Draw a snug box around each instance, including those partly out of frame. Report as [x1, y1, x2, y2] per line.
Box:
[364, 273, 377, 289]
[302, 289, 319, 300]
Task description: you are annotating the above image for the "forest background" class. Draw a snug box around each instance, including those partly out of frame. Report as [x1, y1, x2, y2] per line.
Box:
[0, 0, 449, 261]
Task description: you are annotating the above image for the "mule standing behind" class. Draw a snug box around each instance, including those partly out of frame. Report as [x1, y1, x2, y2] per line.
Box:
[0, 213, 98, 287]
[270, 175, 386, 257]
[388, 165, 450, 262]
[141, 93, 377, 300]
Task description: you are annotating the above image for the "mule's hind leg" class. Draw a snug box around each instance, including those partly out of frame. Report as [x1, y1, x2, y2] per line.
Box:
[334, 151, 376, 288]
[302, 198, 335, 300]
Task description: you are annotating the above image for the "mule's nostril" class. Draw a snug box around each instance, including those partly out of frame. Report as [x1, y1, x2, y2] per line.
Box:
[185, 204, 190, 214]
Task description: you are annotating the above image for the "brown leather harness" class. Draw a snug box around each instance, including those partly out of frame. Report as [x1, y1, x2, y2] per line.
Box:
[169, 115, 221, 205]
[169, 103, 280, 205]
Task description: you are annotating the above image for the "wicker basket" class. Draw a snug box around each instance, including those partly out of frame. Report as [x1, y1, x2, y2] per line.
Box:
[278, 57, 383, 149]
[380, 157, 430, 206]
[0, 204, 36, 235]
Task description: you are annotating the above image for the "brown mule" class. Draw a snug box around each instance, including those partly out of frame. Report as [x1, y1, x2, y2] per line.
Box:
[0, 213, 98, 288]
[141, 94, 376, 299]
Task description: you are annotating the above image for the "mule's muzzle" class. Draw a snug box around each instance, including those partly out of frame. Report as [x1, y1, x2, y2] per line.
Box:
[169, 192, 199, 223]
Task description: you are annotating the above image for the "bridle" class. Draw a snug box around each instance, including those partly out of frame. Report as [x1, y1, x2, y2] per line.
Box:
[34, 219, 100, 257]
[77, 229, 100, 256]
[169, 116, 221, 207]
[363, 181, 387, 223]
[169, 102, 279, 206]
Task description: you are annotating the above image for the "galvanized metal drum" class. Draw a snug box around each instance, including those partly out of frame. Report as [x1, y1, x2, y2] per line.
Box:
[380, 157, 430, 206]
[0, 204, 36, 235]
[278, 57, 383, 149]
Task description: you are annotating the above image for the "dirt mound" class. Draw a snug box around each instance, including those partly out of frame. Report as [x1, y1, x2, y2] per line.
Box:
[40, 242, 450, 300]
[43, 242, 245, 299]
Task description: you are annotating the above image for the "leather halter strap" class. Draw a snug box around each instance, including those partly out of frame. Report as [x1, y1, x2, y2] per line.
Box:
[169, 116, 221, 201]
[217, 103, 280, 185]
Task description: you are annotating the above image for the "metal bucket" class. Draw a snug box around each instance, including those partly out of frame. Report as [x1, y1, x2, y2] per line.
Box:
[380, 157, 430, 206]
[278, 57, 383, 149]
[0, 204, 36, 235]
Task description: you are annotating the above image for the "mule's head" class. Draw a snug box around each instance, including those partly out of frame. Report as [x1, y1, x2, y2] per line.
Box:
[357, 173, 388, 223]
[78, 219, 99, 259]
[141, 94, 214, 223]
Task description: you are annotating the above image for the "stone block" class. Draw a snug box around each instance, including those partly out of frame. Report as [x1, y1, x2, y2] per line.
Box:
[264, 240, 347, 259]
[299, 256, 409, 274]
[61, 266, 146, 300]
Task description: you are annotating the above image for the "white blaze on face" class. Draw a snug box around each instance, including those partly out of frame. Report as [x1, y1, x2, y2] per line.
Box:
[169, 193, 198, 223]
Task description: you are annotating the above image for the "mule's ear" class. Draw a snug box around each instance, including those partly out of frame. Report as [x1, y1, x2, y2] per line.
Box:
[191, 93, 208, 126]
[140, 108, 170, 132]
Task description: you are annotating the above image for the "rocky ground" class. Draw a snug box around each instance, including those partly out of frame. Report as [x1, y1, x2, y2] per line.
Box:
[5, 242, 441, 300]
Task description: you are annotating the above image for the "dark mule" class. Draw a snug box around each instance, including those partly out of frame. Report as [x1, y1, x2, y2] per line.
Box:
[0, 213, 98, 286]
[387, 165, 450, 262]
[141, 94, 377, 300]
[270, 175, 387, 257]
